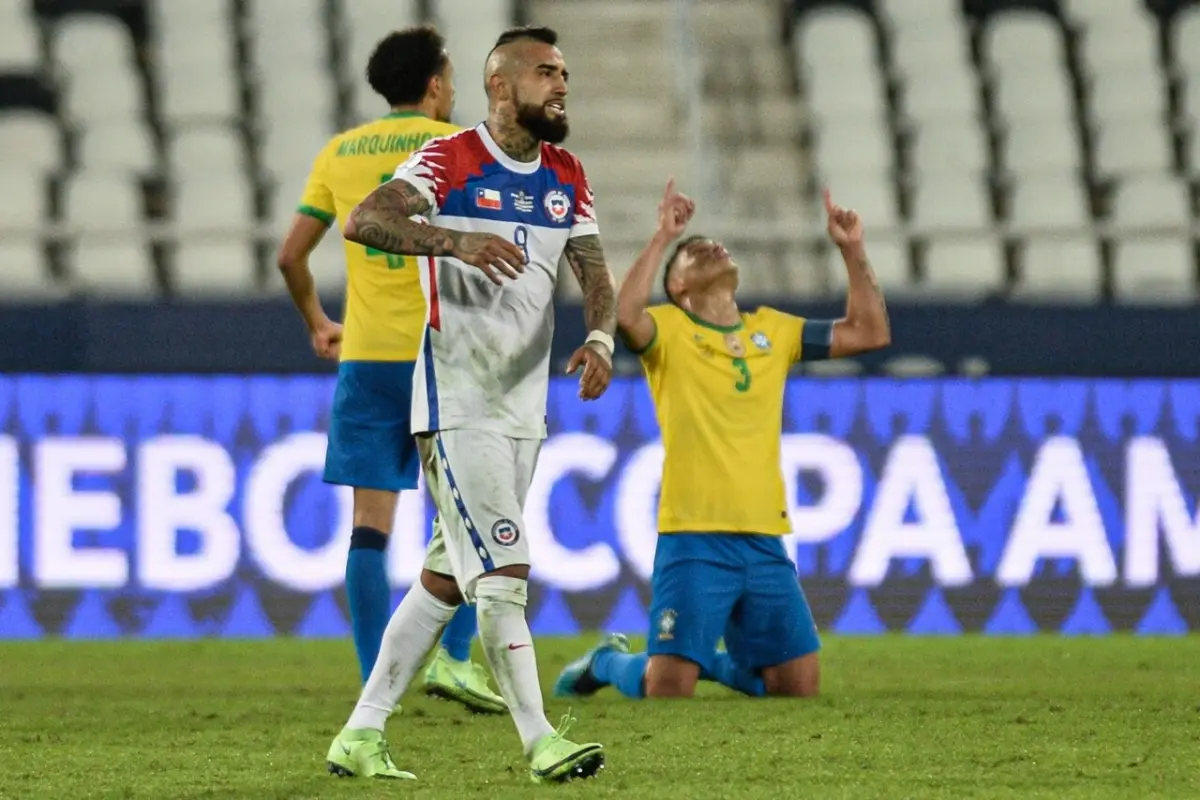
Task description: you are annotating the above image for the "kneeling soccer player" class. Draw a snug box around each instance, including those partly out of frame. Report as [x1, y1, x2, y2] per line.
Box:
[555, 180, 891, 700]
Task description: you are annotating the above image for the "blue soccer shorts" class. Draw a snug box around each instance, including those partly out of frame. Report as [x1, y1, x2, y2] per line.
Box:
[323, 360, 420, 492]
[646, 533, 820, 673]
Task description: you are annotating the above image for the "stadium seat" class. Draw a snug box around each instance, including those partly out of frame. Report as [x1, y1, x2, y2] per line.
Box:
[175, 179, 254, 231]
[1007, 175, 1090, 227]
[1111, 175, 1191, 226]
[53, 15, 143, 124]
[168, 126, 247, 177]
[0, 4, 41, 71]
[909, 122, 989, 175]
[912, 177, 992, 230]
[173, 242, 260, 296]
[1087, 71, 1168, 125]
[76, 121, 157, 172]
[1076, 10, 1160, 77]
[153, 0, 239, 124]
[889, 16, 973, 79]
[900, 69, 981, 121]
[71, 241, 157, 297]
[734, 148, 805, 193]
[250, 0, 335, 125]
[1175, 9, 1200, 75]
[0, 241, 61, 299]
[1092, 119, 1174, 176]
[982, 11, 1064, 71]
[813, 118, 893, 177]
[878, 0, 963, 30]
[270, 171, 309, 231]
[259, 120, 331, 180]
[1015, 238, 1103, 302]
[439, 0, 513, 125]
[0, 113, 61, 170]
[796, 10, 886, 124]
[1000, 119, 1082, 175]
[64, 174, 143, 227]
[990, 67, 1075, 125]
[819, 171, 898, 228]
[924, 239, 1007, 298]
[0, 170, 47, 229]
[827, 238, 910, 293]
[1112, 239, 1197, 303]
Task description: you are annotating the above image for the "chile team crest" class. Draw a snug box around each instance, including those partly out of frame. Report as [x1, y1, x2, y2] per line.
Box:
[544, 190, 570, 222]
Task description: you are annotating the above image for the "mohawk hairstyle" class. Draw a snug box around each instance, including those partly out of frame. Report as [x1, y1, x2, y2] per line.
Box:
[366, 25, 449, 107]
[662, 235, 706, 307]
[490, 25, 559, 53]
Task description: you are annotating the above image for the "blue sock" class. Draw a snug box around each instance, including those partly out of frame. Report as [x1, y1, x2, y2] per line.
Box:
[345, 526, 390, 683]
[701, 651, 765, 697]
[591, 650, 648, 699]
[439, 603, 477, 661]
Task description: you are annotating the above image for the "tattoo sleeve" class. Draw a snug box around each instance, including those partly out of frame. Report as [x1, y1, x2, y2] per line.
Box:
[345, 180, 460, 256]
[563, 234, 618, 336]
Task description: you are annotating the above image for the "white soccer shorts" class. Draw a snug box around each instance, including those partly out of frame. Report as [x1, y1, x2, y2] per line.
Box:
[418, 429, 541, 602]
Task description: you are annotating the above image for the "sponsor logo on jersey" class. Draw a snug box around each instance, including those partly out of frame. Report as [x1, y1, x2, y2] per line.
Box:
[512, 190, 535, 213]
[544, 189, 570, 222]
[476, 187, 502, 210]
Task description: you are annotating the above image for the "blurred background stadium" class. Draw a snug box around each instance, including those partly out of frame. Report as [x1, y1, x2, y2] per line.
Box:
[0, 0, 1198, 644]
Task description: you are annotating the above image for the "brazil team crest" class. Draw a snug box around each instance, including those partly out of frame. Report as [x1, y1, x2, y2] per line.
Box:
[544, 190, 570, 222]
[751, 331, 771, 351]
[657, 609, 676, 641]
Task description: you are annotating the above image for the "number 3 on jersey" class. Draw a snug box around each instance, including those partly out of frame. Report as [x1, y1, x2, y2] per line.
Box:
[513, 225, 530, 262]
[366, 173, 405, 269]
[732, 357, 751, 392]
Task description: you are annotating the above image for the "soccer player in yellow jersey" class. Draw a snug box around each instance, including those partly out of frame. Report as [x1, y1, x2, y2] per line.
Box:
[555, 181, 891, 700]
[276, 26, 503, 715]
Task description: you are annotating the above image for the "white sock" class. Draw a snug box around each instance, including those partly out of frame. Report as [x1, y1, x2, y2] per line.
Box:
[475, 576, 555, 754]
[346, 583, 457, 731]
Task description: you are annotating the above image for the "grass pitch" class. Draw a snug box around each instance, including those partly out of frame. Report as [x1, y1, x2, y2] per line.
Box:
[1, 636, 1197, 799]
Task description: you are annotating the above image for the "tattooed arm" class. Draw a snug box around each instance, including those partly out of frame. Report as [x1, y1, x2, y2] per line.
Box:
[343, 180, 526, 284]
[829, 244, 891, 358]
[563, 234, 617, 339]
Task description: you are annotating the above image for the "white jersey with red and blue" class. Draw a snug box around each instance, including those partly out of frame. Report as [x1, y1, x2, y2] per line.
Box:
[391, 122, 599, 440]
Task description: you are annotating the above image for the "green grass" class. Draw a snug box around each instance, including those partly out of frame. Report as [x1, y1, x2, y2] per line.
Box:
[1, 636, 1197, 799]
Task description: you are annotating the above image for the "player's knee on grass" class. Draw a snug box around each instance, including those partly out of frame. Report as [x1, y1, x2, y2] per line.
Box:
[420, 569, 464, 606]
[644, 654, 701, 698]
[352, 488, 399, 533]
[761, 653, 820, 698]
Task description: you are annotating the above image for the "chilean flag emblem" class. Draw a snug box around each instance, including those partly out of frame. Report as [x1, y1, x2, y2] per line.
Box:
[476, 187, 502, 210]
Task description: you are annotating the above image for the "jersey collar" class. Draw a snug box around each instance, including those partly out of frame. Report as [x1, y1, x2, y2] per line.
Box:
[685, 309, 743, 333]
[476, 122, 541, 175]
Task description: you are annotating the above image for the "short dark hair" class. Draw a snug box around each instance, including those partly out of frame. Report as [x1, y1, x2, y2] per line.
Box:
[491, 25, 558, 52]
[366, 25, 449, 107]
[662, 235, 706, 306]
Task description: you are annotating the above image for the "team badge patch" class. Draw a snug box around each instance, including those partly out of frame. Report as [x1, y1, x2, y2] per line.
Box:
[657, 609, 676, 641]
[751, 331, 771, 350]
[544, 189, 570, 222]
[491, 519, 520, 546]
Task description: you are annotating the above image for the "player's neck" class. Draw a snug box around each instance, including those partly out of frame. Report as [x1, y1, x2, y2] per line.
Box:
[684, 291, 740, 328]
[389, 103, 430, 120]
[486, 110, 540, 163]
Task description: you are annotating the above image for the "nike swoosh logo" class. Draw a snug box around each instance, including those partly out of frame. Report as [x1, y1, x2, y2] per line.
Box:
[340, 743, 351, 755]
[508, 643, 531, 651]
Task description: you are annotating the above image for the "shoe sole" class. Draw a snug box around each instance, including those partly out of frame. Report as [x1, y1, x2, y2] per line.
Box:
[424, 683, 507, 715]
[532, 748, 606, 784]
[327, 761, 415, 780]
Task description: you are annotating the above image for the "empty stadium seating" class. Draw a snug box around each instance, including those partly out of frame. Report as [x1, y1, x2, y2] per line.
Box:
[0, 0, 1197, 302]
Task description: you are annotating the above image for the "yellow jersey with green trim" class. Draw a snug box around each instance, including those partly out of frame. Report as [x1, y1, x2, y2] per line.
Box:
[297, 112, 459, 362]
[638, 304, 813, 535]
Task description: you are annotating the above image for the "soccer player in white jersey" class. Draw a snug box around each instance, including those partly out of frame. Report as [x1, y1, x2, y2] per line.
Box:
[324, 26, 617, 785]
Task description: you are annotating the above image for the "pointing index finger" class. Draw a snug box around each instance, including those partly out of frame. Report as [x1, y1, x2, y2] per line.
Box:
[822, 188, 835, 216]
[664, 177, 676, 199]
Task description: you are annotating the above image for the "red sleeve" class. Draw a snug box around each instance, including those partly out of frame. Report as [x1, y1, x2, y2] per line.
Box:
[545, 145, 600, 238]
[390, 133, 462, 213]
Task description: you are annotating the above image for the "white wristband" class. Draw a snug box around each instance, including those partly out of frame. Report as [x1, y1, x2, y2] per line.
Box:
[585, 330, 615, 355]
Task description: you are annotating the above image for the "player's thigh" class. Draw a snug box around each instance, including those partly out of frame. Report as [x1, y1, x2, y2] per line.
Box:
[646, 534, 741, 677]
[724, 549, 821, 694]
[324, 361, 421, 496]
[419, 429, 530, 600]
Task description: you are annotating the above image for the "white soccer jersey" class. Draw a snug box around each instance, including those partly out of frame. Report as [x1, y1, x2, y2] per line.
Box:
[392, 123, 599, 439]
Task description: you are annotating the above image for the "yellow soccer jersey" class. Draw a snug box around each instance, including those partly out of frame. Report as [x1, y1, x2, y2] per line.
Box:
[637, 304, 821, 535]
[298, 112, 459, 362]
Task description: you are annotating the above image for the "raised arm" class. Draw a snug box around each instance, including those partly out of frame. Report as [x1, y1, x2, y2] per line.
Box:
[343, 179, 527, 285]
[616, 179, 694, 353]
[823, 189, 891, 358]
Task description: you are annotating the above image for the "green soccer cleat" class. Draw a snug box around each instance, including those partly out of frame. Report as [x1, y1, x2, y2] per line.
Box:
[422, 647, 507, 714]
[325, 728, 416, 780]
[553, 633, 630, 698]
[529, 713, 605, 784]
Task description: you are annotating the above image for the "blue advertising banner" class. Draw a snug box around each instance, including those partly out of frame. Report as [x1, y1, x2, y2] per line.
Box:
[0, 375, 1198, 639]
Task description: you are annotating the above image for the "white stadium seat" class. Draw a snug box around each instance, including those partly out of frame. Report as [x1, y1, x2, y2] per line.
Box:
[1113, 240, 1197, 303]
[55, 16, 142, 123]
[0, 4, 40, 70]
[76, 122, 157, 172]
[72, 242, 156, 297]
[0, 242, 61, 299]
[912, 177, 991, 230]
[65, 174, 143, 227]
[1008, 175, 1090, 228]
[0, 114, 62, 171]
[924, 239, 1006, 298]
[173, 243, 260, 296]
[1016, 238, 1103, 302]
[1093, 119, 1174, 176]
